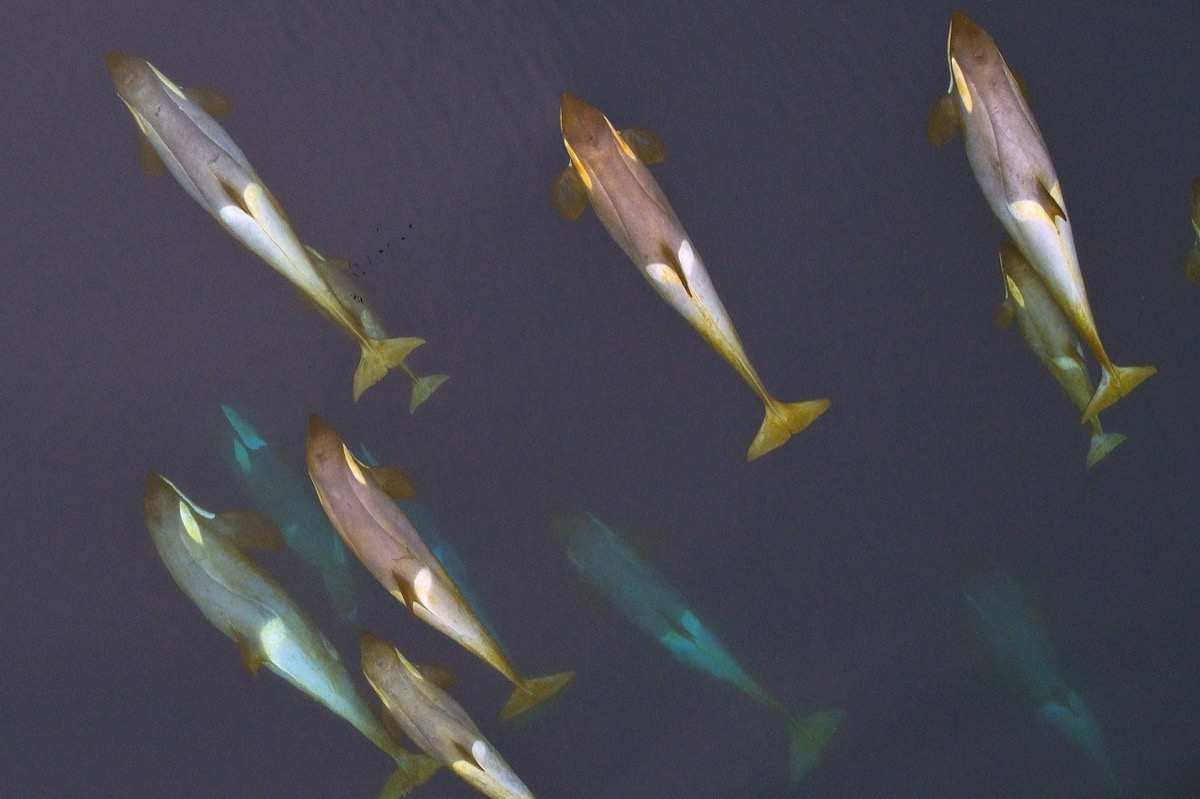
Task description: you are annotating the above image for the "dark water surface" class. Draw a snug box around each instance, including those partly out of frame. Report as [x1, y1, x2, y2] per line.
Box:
[2, 3, 1198, 797]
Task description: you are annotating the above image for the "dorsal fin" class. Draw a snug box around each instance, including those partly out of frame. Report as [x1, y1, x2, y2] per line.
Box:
[233, 630, 266, 675]
[657, 241, 691, 296]
[452, 740, 480, 769]
[656, 608, 696, 642]
[392, 569, 419, 610]
[1036, 179, 1067, 222]
[217, 173, 253, 217]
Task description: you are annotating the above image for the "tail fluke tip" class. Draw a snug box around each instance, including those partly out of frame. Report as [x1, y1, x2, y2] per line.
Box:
[1086, 431, 1127, 468]
[408, 374, 450, 413]
[787, 708, 846, 785]
[500, 670, 576, 721]
[353, 336, 425, 400]
[1081, 365, 1155, 423]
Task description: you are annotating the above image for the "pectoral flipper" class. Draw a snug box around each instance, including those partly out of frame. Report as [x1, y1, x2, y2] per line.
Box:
[552, 165, 589, 220]
[376, 757, 444, 799]
[1185, 177, 1200, 281]
[925, 94, 960, 146]
[1185, 245, 1200, 283]
[618, 127, 664, 163]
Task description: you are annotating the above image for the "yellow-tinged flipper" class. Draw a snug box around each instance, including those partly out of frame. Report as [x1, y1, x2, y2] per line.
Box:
[552, 165, 589, 220]
[1185, 246, 1200, 283]
[417, 663, 457, 691]
[925, 94, 960, 146]
[1186, 177, 1200, 282]
[363, 463, 416, 500]
[135, 137, 165, 177]
[619, 127, 665, 164]
[993, 297, 1017, 329]
[184, 86, 232, 118]
[499, 670, 576, 722]
[209, 510, 284, 552]
[747, 399, 831, 461]
[375, 757, 443, 799]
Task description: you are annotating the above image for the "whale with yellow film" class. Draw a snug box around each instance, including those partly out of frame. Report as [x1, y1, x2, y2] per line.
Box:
[553, 92, 828, 460]
[106, 51, 444, 407]
[142, 473, 440, 798]
[307, 415, 574, 720]
[994, 245, 1126, 467]
[361, 631, 537, 799]
[927, 14, 1153, 421]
